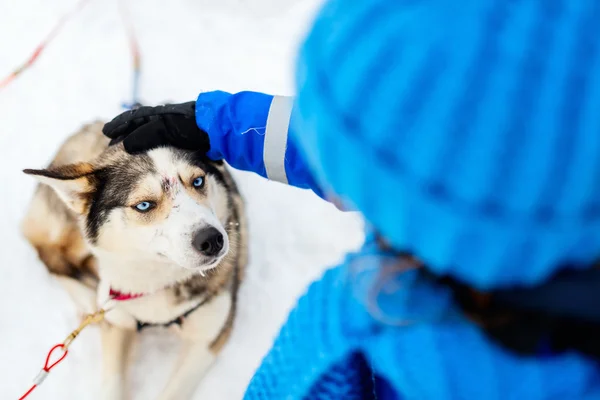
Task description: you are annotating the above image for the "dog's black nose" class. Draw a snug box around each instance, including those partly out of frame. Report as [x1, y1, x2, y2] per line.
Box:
[192, 227, 224, 257]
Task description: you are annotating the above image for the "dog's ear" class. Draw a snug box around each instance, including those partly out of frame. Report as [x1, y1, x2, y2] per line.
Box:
[24, 163, 97, 214]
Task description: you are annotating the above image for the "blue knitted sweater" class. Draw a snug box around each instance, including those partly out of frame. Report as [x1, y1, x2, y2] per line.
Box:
[242, 237, 600, 399]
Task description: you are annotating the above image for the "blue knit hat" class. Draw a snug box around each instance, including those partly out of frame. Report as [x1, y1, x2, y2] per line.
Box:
[293, 0, 600, 289]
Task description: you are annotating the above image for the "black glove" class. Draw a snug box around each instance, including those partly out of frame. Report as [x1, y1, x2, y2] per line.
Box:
[102, 101, 210, 154]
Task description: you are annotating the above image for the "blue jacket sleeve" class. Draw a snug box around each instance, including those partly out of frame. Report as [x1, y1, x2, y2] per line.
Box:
[195, 90, 325, 198]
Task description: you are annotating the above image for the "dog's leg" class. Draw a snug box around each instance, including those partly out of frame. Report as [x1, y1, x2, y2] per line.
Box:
[157, 340, 216, 400]
[157, 292, 232, 400]
[100, 323, 134, 400]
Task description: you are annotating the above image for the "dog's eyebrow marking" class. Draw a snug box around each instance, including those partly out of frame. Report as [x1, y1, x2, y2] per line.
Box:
[162, 176, 177, 191]
[162, 176, 180, 199]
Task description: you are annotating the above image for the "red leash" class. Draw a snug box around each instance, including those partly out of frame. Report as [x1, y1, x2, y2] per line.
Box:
[17, 288, 145, 399]
[0, 0, 93, 91]
[19, 344, 69, 400]
[10, 1, 145, 396]
[0, 0, 142, 106]
[18, 309, 106, 399]
[118, 0, 143, 107]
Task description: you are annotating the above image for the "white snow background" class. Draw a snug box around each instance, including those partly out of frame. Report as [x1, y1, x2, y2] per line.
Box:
[0, 0, 365, 398]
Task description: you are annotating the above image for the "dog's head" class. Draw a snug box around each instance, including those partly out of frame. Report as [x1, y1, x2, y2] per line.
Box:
[25, 145, 232, 273]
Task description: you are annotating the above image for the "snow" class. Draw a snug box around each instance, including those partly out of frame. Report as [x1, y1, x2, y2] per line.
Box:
[0, 0, 365, 398]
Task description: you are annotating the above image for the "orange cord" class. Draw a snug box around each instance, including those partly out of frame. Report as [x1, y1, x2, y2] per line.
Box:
[0, 0, 93, 91]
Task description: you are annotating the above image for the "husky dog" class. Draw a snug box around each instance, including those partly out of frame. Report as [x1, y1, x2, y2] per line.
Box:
[21, 121, 247, 400]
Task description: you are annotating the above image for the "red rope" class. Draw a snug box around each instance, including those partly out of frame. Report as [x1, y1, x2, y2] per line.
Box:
[119, 0, 140, 71]
[118, 0, 142, 107]
[0, 0, 93, 91]
[18, 385, 36, 400]
[19, 344, 69, 400]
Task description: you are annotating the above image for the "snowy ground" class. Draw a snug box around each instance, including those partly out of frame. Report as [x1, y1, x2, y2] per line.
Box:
[0, 1, 364, 398]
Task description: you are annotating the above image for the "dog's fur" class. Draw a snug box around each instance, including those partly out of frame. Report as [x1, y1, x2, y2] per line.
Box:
[21, 121, 247, 400]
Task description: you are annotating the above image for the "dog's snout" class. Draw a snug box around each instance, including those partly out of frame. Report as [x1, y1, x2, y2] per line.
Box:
[192, 227, 224, 257]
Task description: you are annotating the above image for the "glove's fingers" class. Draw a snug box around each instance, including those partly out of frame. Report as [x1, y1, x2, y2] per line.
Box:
[102, 107, 157, 138]
[108, 135, 127, 146]
[122, 119, 171, 154]
[103, 102, 196, 138]
[121, 116, 209, 155]
[104, 115, 161, 140]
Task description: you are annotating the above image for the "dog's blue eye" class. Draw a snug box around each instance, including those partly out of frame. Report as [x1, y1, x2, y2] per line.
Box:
[134, 201, 153, 212]
[193, 177, 204, 188]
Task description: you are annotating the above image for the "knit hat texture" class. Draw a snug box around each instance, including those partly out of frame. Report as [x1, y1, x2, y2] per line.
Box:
[294, 0, 600, 289]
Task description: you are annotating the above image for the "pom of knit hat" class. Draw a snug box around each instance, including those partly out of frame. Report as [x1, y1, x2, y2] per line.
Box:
[293, 0, 600, 289]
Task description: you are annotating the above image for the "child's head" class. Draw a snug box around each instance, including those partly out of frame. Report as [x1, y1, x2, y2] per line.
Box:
[293, 0, 600, 289]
